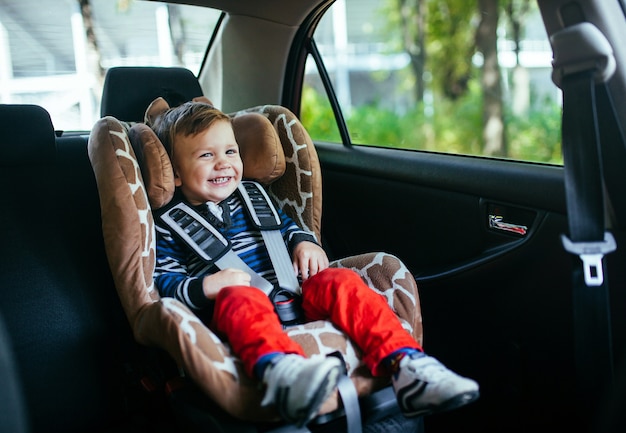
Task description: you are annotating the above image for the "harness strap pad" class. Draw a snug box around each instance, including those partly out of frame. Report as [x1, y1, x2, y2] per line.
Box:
[238, 181, 282, 230]
[161, 202, 231, 262]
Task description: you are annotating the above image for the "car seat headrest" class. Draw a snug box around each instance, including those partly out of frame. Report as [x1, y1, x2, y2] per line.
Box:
[130, 97, 286, 210]
[100, 66, 204, 123]
[232, 112, 287, 185]
[0, 104, 56, 166]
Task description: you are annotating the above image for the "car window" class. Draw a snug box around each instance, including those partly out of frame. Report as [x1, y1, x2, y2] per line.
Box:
[0, 0, 220, 131]
[301, 0, 562, 164]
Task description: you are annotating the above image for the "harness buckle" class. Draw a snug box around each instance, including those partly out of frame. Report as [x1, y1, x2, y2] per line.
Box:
[270, 287, 305, 327]
[561, 232, 616, 286]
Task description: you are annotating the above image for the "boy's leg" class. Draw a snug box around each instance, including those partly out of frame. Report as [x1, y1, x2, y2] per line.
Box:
[211, 285, 342, 426]
[211, 285, 305, 377]
[301, 268, 479, 417]
[301, 267, 420, 376]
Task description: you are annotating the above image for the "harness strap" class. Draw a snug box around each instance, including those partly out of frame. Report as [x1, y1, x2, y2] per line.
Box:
[238, 181, 301, 295]
[311, 352, 362, 433]
[336, 374, 362, 433]
[159, 181, 305, 325]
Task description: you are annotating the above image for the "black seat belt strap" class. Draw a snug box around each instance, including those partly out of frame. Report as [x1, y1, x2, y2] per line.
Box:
[551, 22, 616, 415]
[559, 70, 616, 286]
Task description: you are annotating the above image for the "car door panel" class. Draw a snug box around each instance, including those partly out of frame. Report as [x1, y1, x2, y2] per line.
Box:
[316, 142, 579, 432]
[317, 143, 566, 272]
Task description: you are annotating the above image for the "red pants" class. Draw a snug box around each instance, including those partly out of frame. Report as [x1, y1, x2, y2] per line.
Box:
[211, 267, 421, 378]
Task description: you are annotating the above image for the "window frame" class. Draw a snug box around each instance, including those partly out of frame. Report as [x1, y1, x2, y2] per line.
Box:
[286, 1, 562, 165]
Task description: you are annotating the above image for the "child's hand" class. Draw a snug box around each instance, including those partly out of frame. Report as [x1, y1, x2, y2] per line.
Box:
[202, 268, 251, 299]
[292, 241, 329, 280]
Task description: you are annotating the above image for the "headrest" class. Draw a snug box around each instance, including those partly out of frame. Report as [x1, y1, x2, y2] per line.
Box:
[0, 104, 56, 166]
[100, 67, 204, 123]
[131, 98, 286, 209]
[232, 112, 286, 185]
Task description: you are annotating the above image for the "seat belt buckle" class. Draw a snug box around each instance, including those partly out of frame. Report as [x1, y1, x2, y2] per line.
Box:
[561, 232, 616, 287]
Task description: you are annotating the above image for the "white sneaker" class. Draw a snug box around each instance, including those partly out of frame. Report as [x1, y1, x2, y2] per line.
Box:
[392, 354, 479, 417]
[261, 354, 343, 426]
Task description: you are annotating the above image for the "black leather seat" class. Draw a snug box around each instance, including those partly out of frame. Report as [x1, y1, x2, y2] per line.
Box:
[0, 104, 173, 433]
[0, 312, 29, 433]
[101, 66, 204, 122]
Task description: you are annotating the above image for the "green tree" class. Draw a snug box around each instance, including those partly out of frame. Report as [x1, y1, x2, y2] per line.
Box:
[385, 0, 540, 157]
[396, 0, 426, 102]
[303, 1, 560, 163]
[426, 1, 476, 100]
[384, 0, 475, 102]
[476, 0, 506, 157]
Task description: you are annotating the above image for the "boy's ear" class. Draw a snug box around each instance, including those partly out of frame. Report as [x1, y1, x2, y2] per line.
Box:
[171, 161, 182, 187]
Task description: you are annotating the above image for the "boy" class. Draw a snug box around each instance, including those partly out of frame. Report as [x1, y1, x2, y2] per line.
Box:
[152, 102, 479, 426]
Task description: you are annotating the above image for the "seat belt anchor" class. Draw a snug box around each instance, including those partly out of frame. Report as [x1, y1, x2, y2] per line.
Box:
[561, 232, 616, 287]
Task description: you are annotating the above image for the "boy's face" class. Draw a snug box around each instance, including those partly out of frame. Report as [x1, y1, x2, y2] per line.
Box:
[172, 120, 243, 205]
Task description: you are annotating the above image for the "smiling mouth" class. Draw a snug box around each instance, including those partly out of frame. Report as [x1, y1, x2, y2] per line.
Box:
[210, 177, 231, 184]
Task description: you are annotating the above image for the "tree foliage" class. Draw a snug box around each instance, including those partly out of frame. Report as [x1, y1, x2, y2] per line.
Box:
[326, 0, 558, 161]
[302, 83, 562, 164]
[426, 1, 477, 100]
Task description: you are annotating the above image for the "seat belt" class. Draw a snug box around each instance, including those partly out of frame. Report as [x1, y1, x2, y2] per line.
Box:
[551, 22, 616, 414]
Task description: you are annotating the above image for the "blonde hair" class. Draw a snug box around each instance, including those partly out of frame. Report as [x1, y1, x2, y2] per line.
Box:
[152, 101, 231, 158]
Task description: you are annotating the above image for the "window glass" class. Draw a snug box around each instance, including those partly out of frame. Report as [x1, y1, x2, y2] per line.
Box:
[302, 0, 562, 164]
[0, 0, 220, 131]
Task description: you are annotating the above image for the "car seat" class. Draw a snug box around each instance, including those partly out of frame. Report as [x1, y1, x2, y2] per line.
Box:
[0, 103, 178, 432]
[0, 312, 28, 433]
[89, 66, 424, 431]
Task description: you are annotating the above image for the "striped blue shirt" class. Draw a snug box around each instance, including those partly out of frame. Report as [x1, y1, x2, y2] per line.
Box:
[154, 191, 317, 310]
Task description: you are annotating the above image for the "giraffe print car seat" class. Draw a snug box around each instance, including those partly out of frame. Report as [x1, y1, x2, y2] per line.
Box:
[88, 66, 423, 423]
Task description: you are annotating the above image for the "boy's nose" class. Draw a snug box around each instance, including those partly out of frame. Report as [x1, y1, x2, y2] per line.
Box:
[215, 156, 231, 168]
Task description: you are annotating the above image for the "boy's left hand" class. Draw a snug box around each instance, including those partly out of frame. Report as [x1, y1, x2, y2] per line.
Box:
[292, 241, 329, 280]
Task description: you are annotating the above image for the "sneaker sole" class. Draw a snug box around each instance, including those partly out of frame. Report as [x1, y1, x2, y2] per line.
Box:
[401, 389, 480, 418]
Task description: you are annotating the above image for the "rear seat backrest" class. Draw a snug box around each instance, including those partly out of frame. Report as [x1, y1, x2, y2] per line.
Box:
[1, 104, 56, 164]
[0, 105, 151, 432]
[101, 66, 204, 122]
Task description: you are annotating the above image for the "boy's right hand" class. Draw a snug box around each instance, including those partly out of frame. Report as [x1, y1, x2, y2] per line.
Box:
[202, 268, 251, 299]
